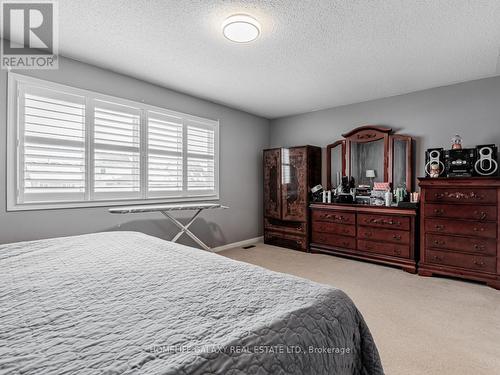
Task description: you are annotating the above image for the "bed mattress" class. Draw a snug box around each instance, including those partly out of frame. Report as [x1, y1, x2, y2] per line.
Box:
[0, 231, 383, 374]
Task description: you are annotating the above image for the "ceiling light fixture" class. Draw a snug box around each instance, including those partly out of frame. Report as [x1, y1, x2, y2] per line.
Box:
[222, 15, 261, 43]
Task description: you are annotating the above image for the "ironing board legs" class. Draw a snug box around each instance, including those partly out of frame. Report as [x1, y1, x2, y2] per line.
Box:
[160, 209, 212, 251]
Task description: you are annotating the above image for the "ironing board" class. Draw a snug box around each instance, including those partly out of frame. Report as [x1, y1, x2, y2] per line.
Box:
[109, 203, 228, 251]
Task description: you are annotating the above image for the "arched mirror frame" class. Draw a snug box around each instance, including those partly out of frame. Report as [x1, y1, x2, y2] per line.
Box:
[326, 125, 413, 191]
[344, 125, 392, 187]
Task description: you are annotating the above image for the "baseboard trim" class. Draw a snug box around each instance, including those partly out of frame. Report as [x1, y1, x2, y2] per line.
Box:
[212, 236, 263, 252]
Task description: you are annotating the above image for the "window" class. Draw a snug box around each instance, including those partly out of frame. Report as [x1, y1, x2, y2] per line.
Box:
[147, 111, 183, 196]
[93, 100, 142, 199]
[7, 73, 219, 211]
[187, 120, 216, 191]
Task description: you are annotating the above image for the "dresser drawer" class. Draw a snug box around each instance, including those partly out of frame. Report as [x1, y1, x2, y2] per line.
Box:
[426, 249, 496, 273]
[264, 231, 307, 251]
[425, 188, 497, 204]
[358, 214, 410, 231]
[358, 240, 410, 258]
[264, 218, 306, 235]
[312, 221, 356, 237]
[311, 232, 356, 249]
[311, 210, 355, 225]
[358, 226, 410, 244]
[426, 234, 497, 256]
[424, 204, 497, 222]
[425, 218, 497, 239]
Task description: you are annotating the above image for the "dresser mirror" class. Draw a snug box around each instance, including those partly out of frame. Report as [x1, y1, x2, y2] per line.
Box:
[327, 125, 413, 191]
[350, 138, 386, 186]
[390, 135, 412, 190]
[326, 140, 345, 189]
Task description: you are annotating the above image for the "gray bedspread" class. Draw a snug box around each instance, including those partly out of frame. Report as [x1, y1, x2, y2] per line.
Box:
[0, 231, 383, 374]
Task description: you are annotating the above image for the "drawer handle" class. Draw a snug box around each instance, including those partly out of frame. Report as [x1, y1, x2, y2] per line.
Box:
[393, 234, 402, 241]
[342, 229, 350, 234]
[435, 192, 485, 200]
[323, 214, 348, 222]
[473, 227, 485, 232]
[432, 255, 443, 262]
[366, 218, 399, 226]
[365, 244, 374, 250]
[433, 239, 445, 246]
[394, 249, 402, 255]
[473, 211, 488, 221]
[473, 244, 485, 250]
[364, 232, 373, 237]
[341, 241, 349, 247]
[433, 208, 444, 215]
[473, 260, 485, 267]
[434, 224, 445, 231]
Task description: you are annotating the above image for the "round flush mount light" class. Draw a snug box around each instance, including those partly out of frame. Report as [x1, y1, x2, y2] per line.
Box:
[222, 15, 261, 43]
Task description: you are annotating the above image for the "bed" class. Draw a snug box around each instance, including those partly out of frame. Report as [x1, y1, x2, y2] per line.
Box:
[0, 231, 383, 374]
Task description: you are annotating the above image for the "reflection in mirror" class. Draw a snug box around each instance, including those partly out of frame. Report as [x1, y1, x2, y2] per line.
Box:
[393, 139, 407, 189]
[330, 144, 343, 188]
[350, 139, 384, 186]
[281, 148, 299, 203]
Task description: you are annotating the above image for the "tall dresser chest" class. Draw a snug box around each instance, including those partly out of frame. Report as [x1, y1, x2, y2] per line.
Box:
[418, 177, 500, 289]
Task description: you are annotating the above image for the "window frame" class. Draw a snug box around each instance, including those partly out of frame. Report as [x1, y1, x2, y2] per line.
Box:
[7, 72, 220, 211]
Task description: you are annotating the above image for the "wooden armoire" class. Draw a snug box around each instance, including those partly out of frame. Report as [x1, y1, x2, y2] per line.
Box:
[263, 146, 321, 251]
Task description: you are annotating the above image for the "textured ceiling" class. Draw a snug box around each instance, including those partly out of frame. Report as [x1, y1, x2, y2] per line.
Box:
[57, 0, 500, 119]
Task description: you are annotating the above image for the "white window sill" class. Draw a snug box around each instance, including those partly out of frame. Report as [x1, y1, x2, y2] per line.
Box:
[7, 194, 220, 212]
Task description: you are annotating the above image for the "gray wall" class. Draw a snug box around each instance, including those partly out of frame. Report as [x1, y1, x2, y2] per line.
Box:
[0, 57, 269, 245]
[3, 57, 499, 246]
[270, 76, 500, 189]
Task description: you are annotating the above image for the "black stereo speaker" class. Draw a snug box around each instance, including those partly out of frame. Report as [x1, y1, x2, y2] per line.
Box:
[445, 148, 476, 177]
[425, 148, 445, 177]
[474, 144, 498, 176]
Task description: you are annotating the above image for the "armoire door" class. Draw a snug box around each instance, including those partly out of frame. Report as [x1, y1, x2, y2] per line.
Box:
[281, 147, 307, 221]
[263, 148, 282, 219]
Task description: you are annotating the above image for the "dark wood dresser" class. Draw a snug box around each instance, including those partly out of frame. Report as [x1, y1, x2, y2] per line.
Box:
[263, 146, 321, 251]
[310, 203, 418, 272]
[418, 177, 500, 289]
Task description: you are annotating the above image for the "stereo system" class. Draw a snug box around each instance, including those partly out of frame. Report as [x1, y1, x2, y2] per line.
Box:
[425, 148, 445, 177]
[425, 144, 498, 177]
[444, 148, 476, 177]
[475, 144, 498, 176]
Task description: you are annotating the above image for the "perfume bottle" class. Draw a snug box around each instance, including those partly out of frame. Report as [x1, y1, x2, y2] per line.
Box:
[384, 190, 392, 207]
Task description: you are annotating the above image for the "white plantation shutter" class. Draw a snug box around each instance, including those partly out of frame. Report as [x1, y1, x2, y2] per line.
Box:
[8, 74, 219, 210]
[187, 120, 216, 192]
[93, 100, 141, 199]
[18, 85, 86, 203]
[147, 111, 183, 196]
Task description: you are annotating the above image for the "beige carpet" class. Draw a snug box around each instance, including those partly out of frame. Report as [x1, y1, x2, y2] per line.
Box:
[220, 243, 500, 375]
